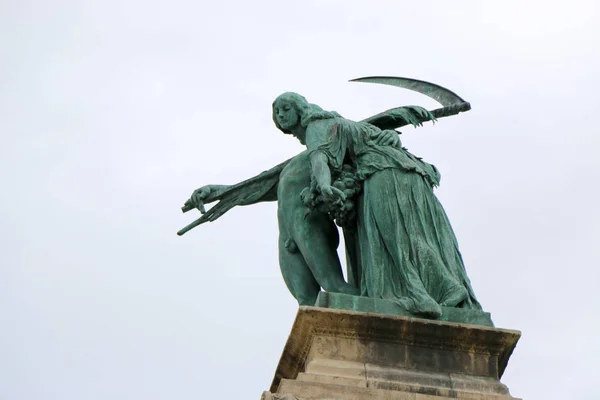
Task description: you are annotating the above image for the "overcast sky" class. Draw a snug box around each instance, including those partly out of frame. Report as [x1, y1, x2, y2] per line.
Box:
[1, 1, 599, 399]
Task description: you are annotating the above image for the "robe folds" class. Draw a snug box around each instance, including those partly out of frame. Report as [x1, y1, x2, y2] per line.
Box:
[309, 117, 481, 310]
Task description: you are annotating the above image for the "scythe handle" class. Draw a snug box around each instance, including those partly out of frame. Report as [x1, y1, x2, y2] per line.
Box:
[430, 102, 471, 120]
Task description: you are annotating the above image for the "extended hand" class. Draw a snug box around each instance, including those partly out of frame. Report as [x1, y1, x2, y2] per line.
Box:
[370, 129, 401, 148]
[184, 185, 221, 214]
[320, 184, 347, 206]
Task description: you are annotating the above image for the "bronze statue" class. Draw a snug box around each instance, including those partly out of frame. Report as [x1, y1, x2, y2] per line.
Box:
[180, 77, 479, 317]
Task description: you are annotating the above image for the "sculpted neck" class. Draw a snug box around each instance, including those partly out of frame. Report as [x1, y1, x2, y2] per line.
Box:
[289, 124, 307, 145]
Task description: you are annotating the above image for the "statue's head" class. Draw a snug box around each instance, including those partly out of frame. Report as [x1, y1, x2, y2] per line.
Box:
[272, 92, 311, 134]
[272, 92, 342, 140]
[273, 92, 340, 144]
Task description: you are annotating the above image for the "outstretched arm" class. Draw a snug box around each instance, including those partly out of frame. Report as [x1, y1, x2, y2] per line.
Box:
[183, 180, 277, 214]
[178, 159, 288, 236]
[183, 184, 230, 213]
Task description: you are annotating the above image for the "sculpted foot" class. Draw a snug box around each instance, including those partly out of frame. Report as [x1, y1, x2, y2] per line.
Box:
[411, 298, 443, 318]
[440, 286, 469, 308]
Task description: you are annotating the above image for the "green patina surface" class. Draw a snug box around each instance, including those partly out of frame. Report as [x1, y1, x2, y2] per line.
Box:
[315, 292, 494, 327]
[180, 77, 486, 321]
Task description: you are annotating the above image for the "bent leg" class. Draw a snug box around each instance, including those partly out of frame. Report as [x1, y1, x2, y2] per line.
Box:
[291, 214, 359, 296]
[279, 236, 320, 306]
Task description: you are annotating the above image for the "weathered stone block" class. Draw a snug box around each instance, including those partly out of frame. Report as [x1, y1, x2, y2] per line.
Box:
[262, 306, 520, 399]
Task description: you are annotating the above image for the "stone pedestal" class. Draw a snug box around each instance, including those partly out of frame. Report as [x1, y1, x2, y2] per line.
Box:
[261, 305, 520, 400]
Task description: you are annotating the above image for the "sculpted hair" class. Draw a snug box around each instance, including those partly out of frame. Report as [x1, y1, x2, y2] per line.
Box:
[272, 92, 341, 133]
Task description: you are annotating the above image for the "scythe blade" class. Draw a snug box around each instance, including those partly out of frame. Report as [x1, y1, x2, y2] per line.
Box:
[350, 76, 467, 107]
[351, 76, 471, 130]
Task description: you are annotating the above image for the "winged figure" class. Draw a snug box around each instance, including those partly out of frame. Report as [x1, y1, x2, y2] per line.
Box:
[179, 77, 479, 317]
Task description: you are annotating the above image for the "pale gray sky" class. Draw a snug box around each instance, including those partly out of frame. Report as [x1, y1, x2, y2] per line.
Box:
[1, 1, 599, 399]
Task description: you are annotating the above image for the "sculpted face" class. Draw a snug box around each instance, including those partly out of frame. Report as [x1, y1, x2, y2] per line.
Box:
[273, 99, 300, 132]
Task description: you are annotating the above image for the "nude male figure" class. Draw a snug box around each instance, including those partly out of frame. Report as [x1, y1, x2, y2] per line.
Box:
[185, 132, 398, 305]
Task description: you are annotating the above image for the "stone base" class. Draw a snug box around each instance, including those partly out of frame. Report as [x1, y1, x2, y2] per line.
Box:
[315, 292, 495, 327]
[262, 307, 520, 400]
